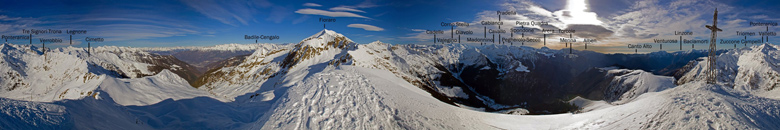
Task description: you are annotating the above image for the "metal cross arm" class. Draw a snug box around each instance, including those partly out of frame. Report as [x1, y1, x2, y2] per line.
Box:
[705, 25, 722, 32]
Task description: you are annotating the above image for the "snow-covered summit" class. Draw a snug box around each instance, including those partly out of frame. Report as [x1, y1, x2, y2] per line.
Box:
[196, 30, 357, 100]
[677, 43, 780, 94]
[367, 40, 385, 45]
[298, 29, 354, 49]
[280, 29, 356, 68]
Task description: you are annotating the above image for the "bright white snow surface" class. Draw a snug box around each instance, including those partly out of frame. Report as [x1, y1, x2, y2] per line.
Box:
[99, 69, 218, 106]
[0, 43, 217, 105]
[2, 31, 780, 129]
[5, 64, 779, 129]
[605, 69, 676, 104]
[493, 81, 780, 129]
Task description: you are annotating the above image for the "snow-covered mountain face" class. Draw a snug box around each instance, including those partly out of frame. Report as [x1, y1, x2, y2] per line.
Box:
[678, 43, 780, 95]
[3, 29, 780, 129]
[0, 29, 708, 114]
[172, 29, 717, 114]
[194, 29, 355, 100]
[0, 43, 199, 102]
[602, 69, 676, 104]
[338, 41, 714, 114]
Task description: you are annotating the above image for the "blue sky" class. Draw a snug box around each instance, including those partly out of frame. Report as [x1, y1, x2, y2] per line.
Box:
[1, 0, 780, 53]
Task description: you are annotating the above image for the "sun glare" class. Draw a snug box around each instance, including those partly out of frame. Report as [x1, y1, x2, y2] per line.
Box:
[555, 0, 603, 26]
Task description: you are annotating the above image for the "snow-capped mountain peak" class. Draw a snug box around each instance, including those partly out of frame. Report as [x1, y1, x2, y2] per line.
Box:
[306, 29, 345, 40]
[368, 40, 385, 45]
[299, 29, 354, 48]
[677, 43, 780, 92]
[754, 43, 778, 53]
[195, 29, 358, 99]
[280, 29, 356, 68]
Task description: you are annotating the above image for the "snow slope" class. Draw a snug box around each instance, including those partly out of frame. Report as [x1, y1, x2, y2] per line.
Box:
[226, 64, 780, 129]
[195, 45, 289, 100]
[490, 81, 780, 129]
[196, 29, 355, 101]
[345, 41, 708, 112]
[253, 56, 779, 129]
[0, 43, 107, 102]
[250, 66, 496, 129]
[0, 94, 152, 130]
[0, 42, 201, 103]
[5, 66, 780, 129]
[245, 41, 780, 129]
[604, 69, 676, 104]
[347, 41, 543, 110]
[99, 69, 219, 106]
[0, 98, 71, 129]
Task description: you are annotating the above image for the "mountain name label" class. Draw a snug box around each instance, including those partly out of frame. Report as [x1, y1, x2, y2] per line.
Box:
[319, 18, 336, 22]
[245, 35, 280, 40]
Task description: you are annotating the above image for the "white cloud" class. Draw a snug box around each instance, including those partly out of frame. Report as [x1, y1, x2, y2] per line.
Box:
[496, 1, 566, 29]
[0, 15, 42, 34]
[348, 24, 384, 31]
[400, 31, 435, 42]
[292, 15, 309, 24]
[356, 0, 379, 8]
[302, 3, 322, 7]
[89, 24, 199, 41]
[330, 7, 366, 13]
[181, 0, 264, 26]
[295, 8, 369, 19]
[411, 29, 425, 32]
[0, 15, 22, 21]
[266, 6, 291, 23]
[527, 6, 553, 17]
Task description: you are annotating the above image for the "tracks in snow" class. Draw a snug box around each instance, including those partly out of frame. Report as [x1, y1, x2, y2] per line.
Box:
[263, 69, 398, 129]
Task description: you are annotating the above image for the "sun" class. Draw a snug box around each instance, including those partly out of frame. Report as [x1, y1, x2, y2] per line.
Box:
[554, 0, 603, 26]
[567, 0, 587, 12]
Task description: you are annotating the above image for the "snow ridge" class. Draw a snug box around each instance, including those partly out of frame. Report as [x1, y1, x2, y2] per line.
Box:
[100, 69, 218, 106]
[0, 42, 202, 104]
[678, 43, 780, 94]
[604, 69, 676, 104]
